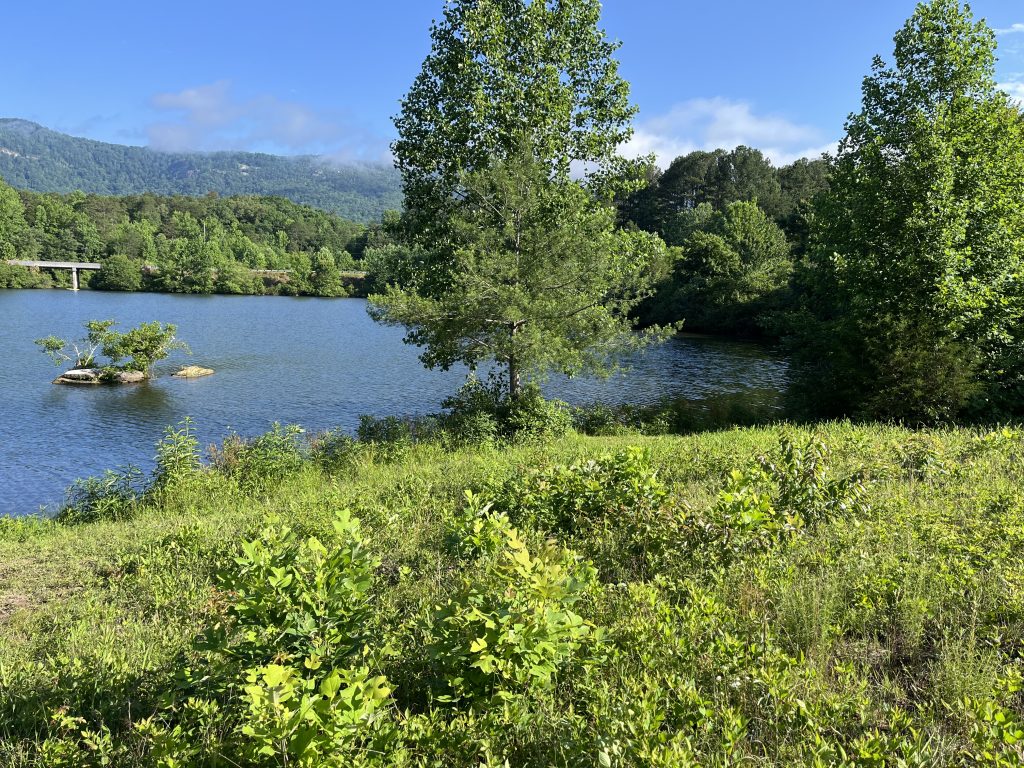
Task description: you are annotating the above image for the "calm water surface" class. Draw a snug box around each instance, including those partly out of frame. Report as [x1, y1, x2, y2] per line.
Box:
[0, 290, 787, 516]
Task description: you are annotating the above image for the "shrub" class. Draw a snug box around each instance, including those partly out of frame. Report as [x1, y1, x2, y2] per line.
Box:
[207, 511, 393, 764]
[309, 429, 364, 473]
[505, 384, 572, 442]
[215, 510, 379, 667]
[686, 437, 870, 573]
[232, 662, 393, 766]
[426, 513, 598, 704]
[356, 415, 413, 462]
[120, 511, 395, 767]
[151, 418, 203, 491]
[211, 423, 306, 494]
[758, 436, 870, 524]
[486, 447, 667, 536]
[442, 410, 499, 449]
[441, 375, 571, 445]
[483, 447, 680, 581]
[571, 402, 636, 436]
[573, 392, 782, 437]
[55, 466, 143, 524]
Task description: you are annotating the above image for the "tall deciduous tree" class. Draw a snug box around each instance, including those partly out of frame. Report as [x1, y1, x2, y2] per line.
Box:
[307, 247, 346, 297]
[393, 0, 638, 243]
[788, 0, 1024, 420]
[370, 152, 668, 397]
[0, 177, 27, 260]
[93, 255, 143, 292]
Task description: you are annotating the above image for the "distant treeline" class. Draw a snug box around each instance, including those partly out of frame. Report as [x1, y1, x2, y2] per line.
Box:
[0, 146, 825, 313]
[0, 178, 395, 297]
[618, 146, 829, 337]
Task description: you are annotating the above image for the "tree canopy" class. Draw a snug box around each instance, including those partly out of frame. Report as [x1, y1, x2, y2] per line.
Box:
[642, 201, 792, 336]
[787, 0, 1024, 421]
[393, 0, 637, 243]
[370, 152, 668, 397]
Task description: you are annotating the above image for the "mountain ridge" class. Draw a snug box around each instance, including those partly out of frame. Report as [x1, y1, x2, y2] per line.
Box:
[0, 119, 402, 222]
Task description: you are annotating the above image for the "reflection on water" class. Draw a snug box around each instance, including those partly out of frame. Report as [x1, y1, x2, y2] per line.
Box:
[0, 291, 787, 516]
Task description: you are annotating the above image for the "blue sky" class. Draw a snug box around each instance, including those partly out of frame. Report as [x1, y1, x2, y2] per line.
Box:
[4, 1, 1023, 167]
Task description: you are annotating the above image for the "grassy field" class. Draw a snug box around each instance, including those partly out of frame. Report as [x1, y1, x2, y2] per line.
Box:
[1, 423, 1024, 765]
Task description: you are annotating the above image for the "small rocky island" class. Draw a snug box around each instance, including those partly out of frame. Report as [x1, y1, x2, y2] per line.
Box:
[38, 319, 193, 386]
[52, 365, 215, 385]
[53, 368, 147, 385]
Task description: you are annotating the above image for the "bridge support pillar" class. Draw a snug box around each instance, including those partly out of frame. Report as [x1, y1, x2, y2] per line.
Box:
[71, 267, 79, 291]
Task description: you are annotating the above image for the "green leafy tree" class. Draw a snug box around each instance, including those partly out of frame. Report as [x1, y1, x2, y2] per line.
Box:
[0, 177, 27, 260]
[370, 151, 668, 398]
[775, 157, 830, 243]
[644, 201, 792, 335]
[214, 257, 260, 295]
[788, 0, 1024, 420]
[99, 321, 188, 374]
[156, 212, 216, 293]
[362, 244, 430, 296]
[379, 1, 661, 399]
[628, 147, 783, 239]
[92, 255, 143, 292]
[35, 320, 117, 369]
[24, 193, 102, 263]
[393, 0, 638, 243]
[0, 263, 50, 288]
[36, 319, 187, 376]
[106, 219, 157, 263]
[307, 247, 346, 297]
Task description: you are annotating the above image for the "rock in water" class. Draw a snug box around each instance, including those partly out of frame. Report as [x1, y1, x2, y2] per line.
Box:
[173, 365, 215, 378]
[53, 368, 102, 385]
[53, 368, 147, 385]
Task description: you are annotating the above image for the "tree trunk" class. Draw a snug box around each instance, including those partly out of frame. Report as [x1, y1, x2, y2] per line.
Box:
[508, 353, 521, 400]
[508, 322, 521, 399]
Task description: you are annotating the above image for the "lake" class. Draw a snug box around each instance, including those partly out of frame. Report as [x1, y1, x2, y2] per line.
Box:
[0, 290, 788, 516]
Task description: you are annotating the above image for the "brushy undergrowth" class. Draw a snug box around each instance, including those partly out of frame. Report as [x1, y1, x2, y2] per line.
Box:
[2, 423, 1024, 765]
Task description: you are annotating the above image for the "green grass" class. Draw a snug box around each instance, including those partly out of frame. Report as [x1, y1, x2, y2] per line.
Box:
[1, 423, 1023, 765]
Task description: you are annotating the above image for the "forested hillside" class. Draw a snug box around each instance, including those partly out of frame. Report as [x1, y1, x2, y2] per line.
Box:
[0, 119, 402, 222]
[0, 177, 388, 296]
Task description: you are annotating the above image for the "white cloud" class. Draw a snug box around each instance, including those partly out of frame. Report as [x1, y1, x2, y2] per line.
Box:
[998, 80, 1024, 101]
[995, 23, 1024, 36]
[624, 98, 836, 168]
[147, 80, 390, 160]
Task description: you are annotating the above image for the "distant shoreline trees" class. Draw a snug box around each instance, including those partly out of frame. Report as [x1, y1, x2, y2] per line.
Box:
[0, 183, 377, 297]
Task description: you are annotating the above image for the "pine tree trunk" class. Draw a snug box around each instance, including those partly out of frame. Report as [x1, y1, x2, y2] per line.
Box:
[508, 353, 521, 400]
[508, 322, 521, 399]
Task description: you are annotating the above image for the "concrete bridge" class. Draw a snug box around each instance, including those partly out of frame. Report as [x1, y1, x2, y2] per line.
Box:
[6, 260, 102, 291]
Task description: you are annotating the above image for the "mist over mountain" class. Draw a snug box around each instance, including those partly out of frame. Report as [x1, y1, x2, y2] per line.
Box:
[0, 119, 402, 222]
